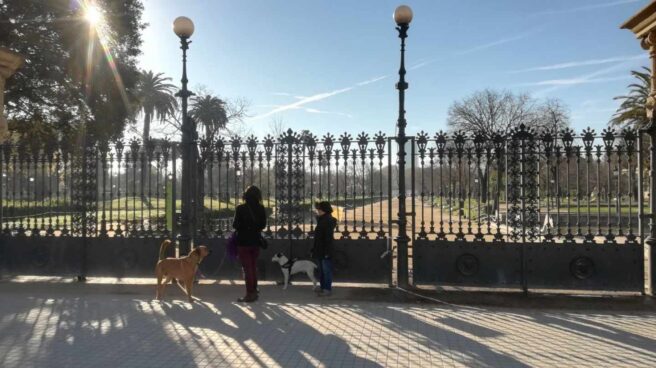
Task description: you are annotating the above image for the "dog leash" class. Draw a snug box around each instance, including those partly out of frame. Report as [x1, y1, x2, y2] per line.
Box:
[394, 286, 485, 311]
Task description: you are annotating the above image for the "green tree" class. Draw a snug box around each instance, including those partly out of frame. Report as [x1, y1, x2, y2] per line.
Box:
[0, 0, 145, 145]
[190, 94, 228, 140]
[134, 70, 177, 143]
[611, 67, 650, 129]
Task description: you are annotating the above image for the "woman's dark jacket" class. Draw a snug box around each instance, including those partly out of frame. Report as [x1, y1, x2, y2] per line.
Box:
[312, 214, 337, 258]
[232, 202, 266, 247]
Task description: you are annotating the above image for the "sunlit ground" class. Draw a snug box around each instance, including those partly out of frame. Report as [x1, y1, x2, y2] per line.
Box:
[0, 283, 654, 368]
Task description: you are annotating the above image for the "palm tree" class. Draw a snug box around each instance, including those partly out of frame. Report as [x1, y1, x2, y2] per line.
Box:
[189, 94, 229, 219]
[611, 67, 651, 129]
[133, 71, 176, 208]
[190, 94, 228, 140]
[134, 71, 177, 143]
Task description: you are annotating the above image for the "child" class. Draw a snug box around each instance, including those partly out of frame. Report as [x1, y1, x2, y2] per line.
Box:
[311, 201, 337, 296]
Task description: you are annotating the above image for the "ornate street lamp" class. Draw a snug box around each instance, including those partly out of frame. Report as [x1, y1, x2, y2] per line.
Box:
[393, 5, 413, 288]
[173, 16, 195, 254]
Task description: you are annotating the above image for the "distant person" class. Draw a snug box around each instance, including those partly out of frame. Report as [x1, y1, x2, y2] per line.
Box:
[232, 185, 267, 303]
[311, 201, 337, 296]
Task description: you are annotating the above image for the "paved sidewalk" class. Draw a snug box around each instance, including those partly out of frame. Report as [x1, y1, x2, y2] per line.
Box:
[0, 281, 655, 368]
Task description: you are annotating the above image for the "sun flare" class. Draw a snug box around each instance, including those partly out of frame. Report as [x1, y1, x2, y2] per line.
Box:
[79, 1, 130, 112]
[85, 5, 102, 26]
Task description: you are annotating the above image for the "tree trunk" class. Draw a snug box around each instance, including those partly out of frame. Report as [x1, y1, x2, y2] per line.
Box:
[140, 114, 152, 209]
[478, 165, 488, 203]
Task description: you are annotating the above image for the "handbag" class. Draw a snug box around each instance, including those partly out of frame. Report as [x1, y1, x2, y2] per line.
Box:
[227, 231, 239, 260]
[246, 204, 268, 249]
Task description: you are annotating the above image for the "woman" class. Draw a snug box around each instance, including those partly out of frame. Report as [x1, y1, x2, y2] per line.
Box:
[232, 185, 267, 303]
[311, 201, 337, 297]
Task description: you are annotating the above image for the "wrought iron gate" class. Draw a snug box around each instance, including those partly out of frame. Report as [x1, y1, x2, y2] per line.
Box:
[0, 126, 651, 291]
[410, 125, 645, 292]
[0, 130, 393, 283]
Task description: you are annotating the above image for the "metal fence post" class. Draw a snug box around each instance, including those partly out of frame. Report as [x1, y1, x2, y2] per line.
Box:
[644, 119, 656, 295]
[394, 20, 410, 288]
[287, 134, 293, 259]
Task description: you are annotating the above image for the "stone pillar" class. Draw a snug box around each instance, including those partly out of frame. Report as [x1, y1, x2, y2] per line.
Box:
[0, 47, 24, 142]
[623, 1, 656, 295]
[642, 32, 656, 119]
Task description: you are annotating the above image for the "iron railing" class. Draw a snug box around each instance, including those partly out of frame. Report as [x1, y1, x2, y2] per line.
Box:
[410, 125, 644, 244]
[0, 129, 394, 240]
[0, 126, 647, 246]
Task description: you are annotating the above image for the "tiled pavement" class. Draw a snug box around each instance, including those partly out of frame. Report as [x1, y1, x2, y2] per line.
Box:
[0, 281, 655, 368]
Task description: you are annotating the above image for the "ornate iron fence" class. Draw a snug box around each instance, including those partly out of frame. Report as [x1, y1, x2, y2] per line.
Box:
[409, 125, 643, 244]
[0, 126, 646, 243]
[0, 129, 394, 240]
[409, 124, 647, 292]
[0, 126, 650, 291]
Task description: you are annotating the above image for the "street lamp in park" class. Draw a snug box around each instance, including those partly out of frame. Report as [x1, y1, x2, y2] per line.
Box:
[393, 5, 413, 288]
[173, 16, 196, 254]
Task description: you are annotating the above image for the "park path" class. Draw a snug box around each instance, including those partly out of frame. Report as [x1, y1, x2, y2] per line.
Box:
[0, 280, 655, 368]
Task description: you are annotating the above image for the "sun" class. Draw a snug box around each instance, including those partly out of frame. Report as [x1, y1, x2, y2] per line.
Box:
[85, 5, 103, 26]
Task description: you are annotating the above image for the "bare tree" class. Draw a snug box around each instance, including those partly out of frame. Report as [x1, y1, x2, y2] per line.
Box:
[447, 90, 571, 211]
[536, 98, 570, 134]
[447, 89, 539, 136]
[268, 115, 287, 138]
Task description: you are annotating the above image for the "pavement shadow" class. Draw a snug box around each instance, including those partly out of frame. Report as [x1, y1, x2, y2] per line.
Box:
[161, 301, 384, 367]
[356, 305, 531, 368]
[529, 312, 656, 364]
[0, 296, 195, 368]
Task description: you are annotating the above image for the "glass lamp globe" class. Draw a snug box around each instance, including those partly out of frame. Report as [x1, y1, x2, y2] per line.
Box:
[393, 5, 413, 25]
[173, 16, 194, 38]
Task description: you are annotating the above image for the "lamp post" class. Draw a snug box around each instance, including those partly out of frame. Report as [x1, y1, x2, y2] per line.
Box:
[393, 5, 413, 288]
[173, 16, 195, 254]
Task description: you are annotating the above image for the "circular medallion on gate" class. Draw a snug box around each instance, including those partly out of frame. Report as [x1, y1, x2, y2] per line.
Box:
[31, 245, 50, 268]
[118, 247, 138, 270]
[333, 249, 349, 272]
[456, 254, 479, 276]
[570, 256, 594, 280]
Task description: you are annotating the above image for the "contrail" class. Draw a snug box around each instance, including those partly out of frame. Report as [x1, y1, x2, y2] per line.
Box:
[532, 60, 643, 96]
[510, 54, 647, 73]
[254, 29, 537, 120]
[251, 75, 388, 121]
[533, 0, 642, 16]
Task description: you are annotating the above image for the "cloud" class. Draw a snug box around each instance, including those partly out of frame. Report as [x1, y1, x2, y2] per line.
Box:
[253, 104, 352, 119]
[256, 29, 537, 119]
[517, 75, 630, 87]
[304, 108, 353, 118]
[272, 92, 308, 99]
[408, 60, 434, 70]
[532, 60, 643, 96]
[407, 30, 539, 71]
[251, 86, 354, 120]
[454, 31, 536, 56]
[533, 0, 642, 16]
[510, 54, 647, 73]
[252, 76, 388, 120]
[356, 75, 389, 86]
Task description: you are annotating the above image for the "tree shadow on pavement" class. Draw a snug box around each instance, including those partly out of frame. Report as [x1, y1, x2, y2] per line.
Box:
[0, 296, 195, 368]
[160, 300, 384, 367]
[528, 312, 656, 365]
[355, 304, 532, 368]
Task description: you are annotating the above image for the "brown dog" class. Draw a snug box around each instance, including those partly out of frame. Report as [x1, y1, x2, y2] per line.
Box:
[155, 240, 211, 302]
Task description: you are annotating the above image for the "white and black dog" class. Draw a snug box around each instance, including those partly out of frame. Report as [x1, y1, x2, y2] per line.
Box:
[272, 253, 318, 290]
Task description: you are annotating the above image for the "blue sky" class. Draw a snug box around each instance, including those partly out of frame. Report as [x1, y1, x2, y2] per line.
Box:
[139, 0, 650, 138]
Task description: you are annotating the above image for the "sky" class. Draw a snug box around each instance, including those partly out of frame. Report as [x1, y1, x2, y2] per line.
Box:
[139, 0, 651, 138]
